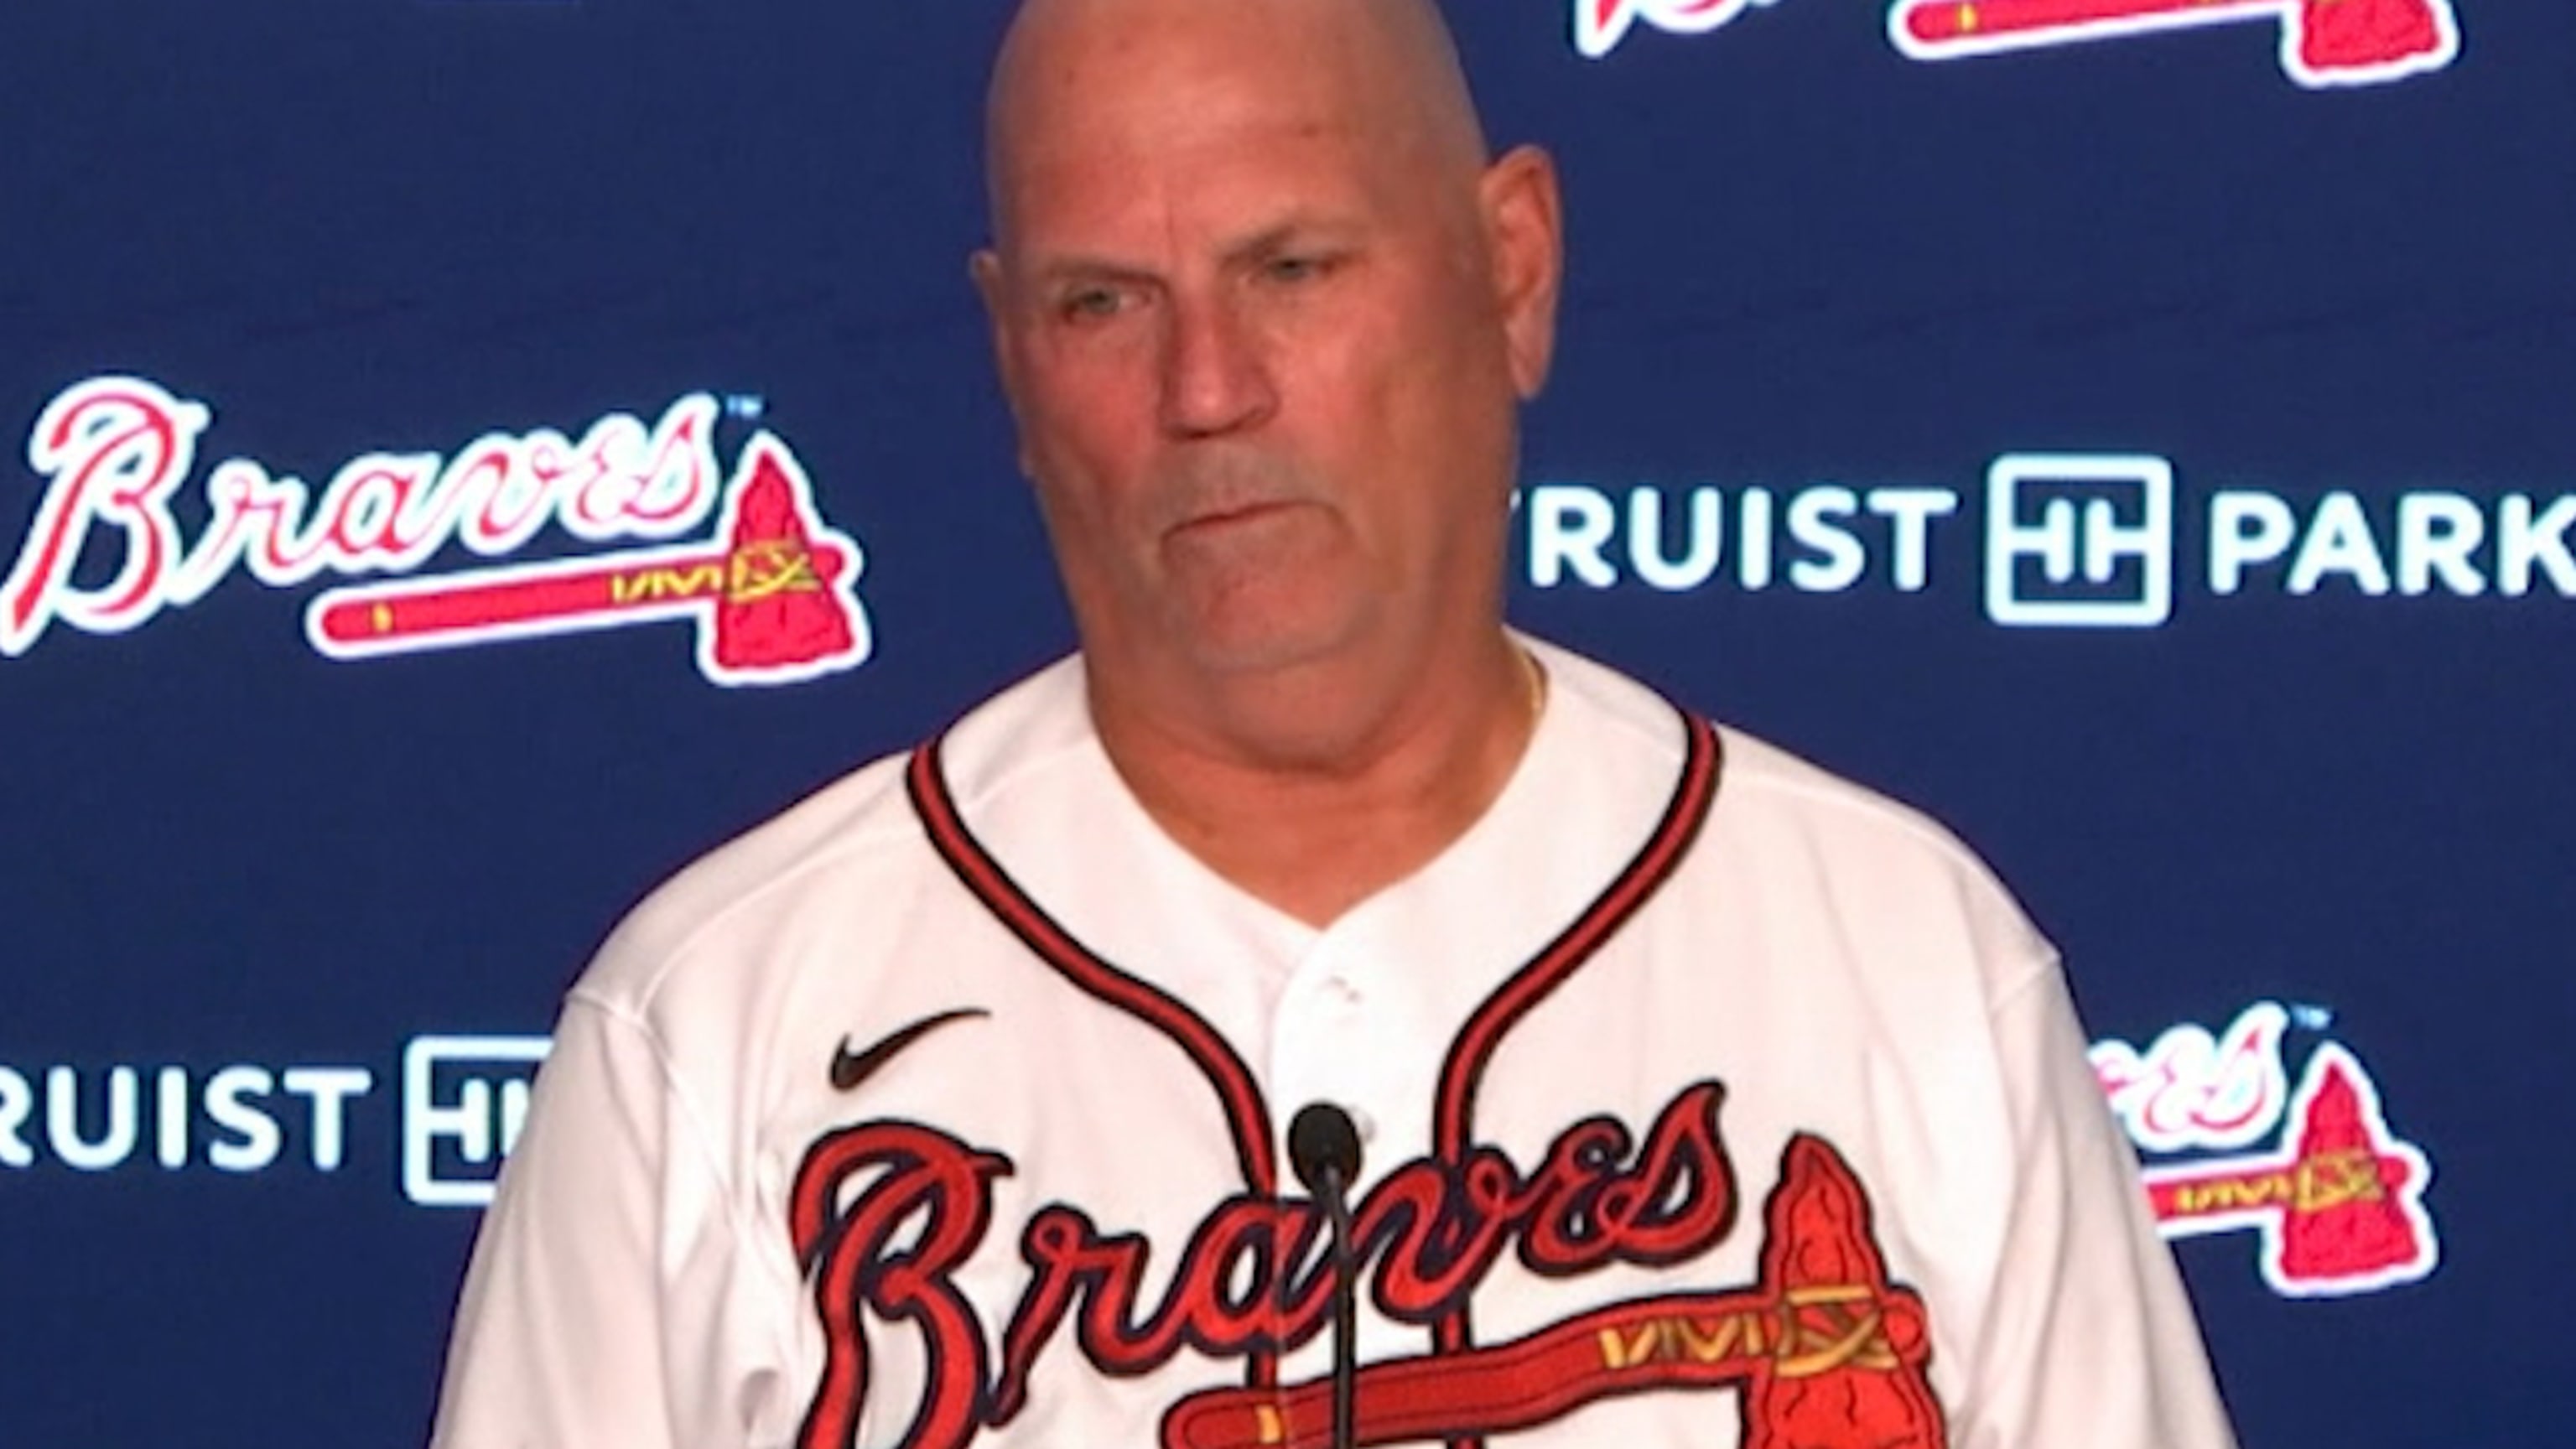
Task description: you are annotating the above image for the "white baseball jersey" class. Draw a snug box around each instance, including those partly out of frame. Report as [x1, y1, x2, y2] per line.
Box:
[430, 637, 2238, 1449]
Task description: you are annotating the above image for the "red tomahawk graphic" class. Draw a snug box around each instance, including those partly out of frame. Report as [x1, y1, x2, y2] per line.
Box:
[1160, 1136, 1945, 1449]
[2144, 1042, 2438, 1297]
[1888, 0, 2460, 88]
[306, 434, 869, 687]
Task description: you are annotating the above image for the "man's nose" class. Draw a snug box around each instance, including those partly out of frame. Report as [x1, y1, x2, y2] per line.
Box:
[1157, 291, 1278, 439]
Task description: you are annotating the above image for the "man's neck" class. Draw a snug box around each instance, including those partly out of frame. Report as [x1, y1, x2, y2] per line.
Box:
[1088, 632, 1543, 928]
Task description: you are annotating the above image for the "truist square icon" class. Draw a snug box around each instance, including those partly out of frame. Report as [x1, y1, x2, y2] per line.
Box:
[1984, 452, 2174, 628]
[403, 1036, 550, 1208]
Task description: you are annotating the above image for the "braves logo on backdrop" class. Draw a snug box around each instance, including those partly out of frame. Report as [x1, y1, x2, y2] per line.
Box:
[1578, 0, 2462, 88]
[1575, 0, 1787, 59]
[2092, 1003, 2440, 1297]
[1, 376, 870, 686]
[790, 1083, 1947, 1449]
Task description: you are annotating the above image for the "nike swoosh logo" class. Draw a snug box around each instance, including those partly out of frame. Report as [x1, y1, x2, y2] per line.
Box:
[829, 1007, 989, 1092]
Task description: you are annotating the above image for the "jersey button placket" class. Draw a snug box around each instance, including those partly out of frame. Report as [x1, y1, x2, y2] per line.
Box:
[1270, 943, 1372, 1157]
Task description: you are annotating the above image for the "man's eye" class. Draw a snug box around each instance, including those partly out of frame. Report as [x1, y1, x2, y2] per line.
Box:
[1265, 256, 1327, 283]
[1058, 287, 1126, 322]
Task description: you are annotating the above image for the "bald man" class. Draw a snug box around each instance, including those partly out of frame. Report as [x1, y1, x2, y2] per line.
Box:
[428, 2, 2240, 1446]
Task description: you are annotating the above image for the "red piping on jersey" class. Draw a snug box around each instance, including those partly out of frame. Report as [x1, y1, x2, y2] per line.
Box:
[906, 741, 1281, 1196]
[1426, 707, 1723, 1448]
[907, 739, 1287, 1394]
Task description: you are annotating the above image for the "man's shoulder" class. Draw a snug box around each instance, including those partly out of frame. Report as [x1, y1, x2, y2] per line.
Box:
[573, 747, 921, 1006]
[574, 657, 1089, 1009]
[1537, 638, 2044, 954]
[1538, 638, 1987, 861]
[1708, 723, 2052, 965]
[1715, 724, 1978, 865]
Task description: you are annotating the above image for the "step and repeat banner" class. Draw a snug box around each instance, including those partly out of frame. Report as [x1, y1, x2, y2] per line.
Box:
[3, 2, 2559, 1444]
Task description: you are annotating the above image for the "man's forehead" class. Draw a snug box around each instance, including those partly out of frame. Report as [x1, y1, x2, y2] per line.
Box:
[995, 0, 1449, 60]
[992, 0, 1404, 142]
[1002, 141, 1384, 280]
[1005, 77, 1379, 197]
[984, 0, 1484, 233]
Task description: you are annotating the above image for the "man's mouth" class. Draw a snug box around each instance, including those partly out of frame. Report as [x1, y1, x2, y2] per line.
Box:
[1170, 498, 1306, 537]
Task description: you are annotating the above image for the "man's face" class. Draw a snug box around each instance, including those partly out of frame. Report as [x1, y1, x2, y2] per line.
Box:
[975, 7, 1552, 683]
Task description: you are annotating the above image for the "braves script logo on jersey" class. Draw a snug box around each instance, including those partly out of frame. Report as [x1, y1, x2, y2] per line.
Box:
[782, 722, 1944, 1449]
[790, 1087, 1945, 1449]
[2093, 1003, 2439, 1298]
[1, 376, 870, 687]
[1578, 0, 2462, 88]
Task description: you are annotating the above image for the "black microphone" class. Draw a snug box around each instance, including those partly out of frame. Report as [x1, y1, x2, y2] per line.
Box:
[1289, 1103, 1365, 1449]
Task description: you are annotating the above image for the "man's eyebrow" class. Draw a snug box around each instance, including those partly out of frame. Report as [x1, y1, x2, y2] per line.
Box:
[1223, 217, 1360, 265]
[1025, 253, 1161, 289]
[1016, 217, 1363, 289]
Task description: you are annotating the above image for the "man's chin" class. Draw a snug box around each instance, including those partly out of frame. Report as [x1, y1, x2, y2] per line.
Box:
[1163, 605, 1367, 683]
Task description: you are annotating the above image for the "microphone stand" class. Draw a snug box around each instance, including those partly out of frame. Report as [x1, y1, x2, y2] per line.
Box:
[1322, 1160, 1358, 1449]
[1289, 1103, 1366, 1449]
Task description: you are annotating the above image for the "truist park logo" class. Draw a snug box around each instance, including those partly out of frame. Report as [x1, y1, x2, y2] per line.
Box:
[1521, 452, 2576, 626]
[1577, 0, 2462, 88]
[1, 377, 871, 688]
[2095, 1001, 2438, 1299]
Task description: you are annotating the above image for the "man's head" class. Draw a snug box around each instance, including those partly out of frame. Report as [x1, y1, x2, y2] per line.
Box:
[973, 0, 1561, 710]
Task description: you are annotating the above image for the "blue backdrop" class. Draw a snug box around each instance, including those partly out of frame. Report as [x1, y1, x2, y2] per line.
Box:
[2, 2, 2556, 1443]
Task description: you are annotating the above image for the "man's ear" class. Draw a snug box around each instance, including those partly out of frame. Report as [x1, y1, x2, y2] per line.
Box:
[970, 247, 1012, 386]
[969, 247, 1037, 477]
[1478, 145, 1564, 401]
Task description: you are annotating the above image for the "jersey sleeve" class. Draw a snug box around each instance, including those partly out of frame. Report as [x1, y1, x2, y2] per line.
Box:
[427, 994, 776, 1449]
[1955, 956, 2241, 1449]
